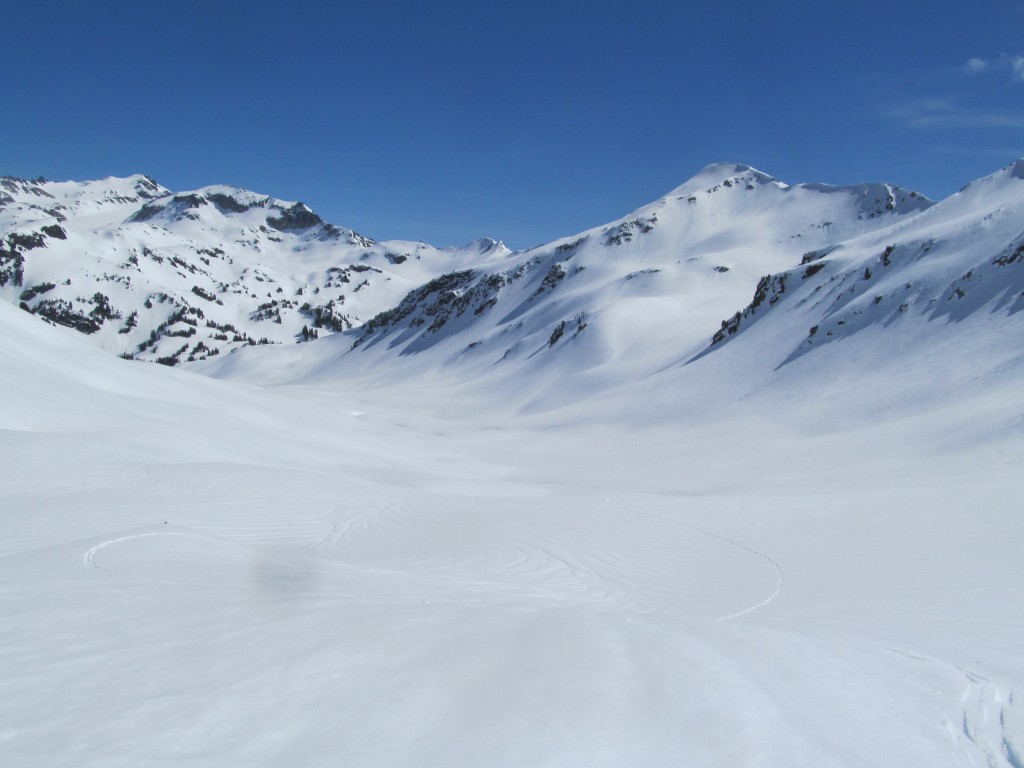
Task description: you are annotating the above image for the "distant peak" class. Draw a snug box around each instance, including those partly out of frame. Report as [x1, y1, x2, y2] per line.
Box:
[690, 162, 759, 182]
[955, 157, 1024, 196]
[701, 161, 756, 175]
[668, 162, 781, 196]
[130, 174, 167, 199]
[266, 201, 323, 231]
[465, 237, 510, 254]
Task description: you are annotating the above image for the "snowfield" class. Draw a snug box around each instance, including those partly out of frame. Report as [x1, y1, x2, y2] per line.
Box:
[1, 162, 1023, 767]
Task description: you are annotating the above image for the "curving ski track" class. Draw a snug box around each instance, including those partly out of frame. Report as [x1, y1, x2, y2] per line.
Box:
[84, 532, 198, 570]
[679, 520, 785, 621]
[611, 501, 784, 621]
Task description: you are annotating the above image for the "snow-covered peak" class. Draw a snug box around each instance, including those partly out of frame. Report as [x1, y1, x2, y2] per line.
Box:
[667, 162, 781, 197]
[129, 187, 279, 225]
[121, 174, 167, 199]
[0, 172, 523, 365]
[332, 161, 947, 395]
[123, 185, 377, 246]
[587, 162, 933, 267]
[953, 157, 1024, 199]
[1, 174, 169, 210]
[986, 156, 1024, 185]
[1, 159, 1017, 389]
[193, 184, 274, 210]
[56, 175, 167, 204]
[0, 176, 55, 203]
[660, 164, 934, 224]
[0, 174, 172, 235]
[463, 237, 511, 255]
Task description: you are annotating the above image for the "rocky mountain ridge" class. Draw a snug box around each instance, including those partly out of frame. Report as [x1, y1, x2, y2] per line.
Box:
[704, 159, 1024, 367]
[0, 174, 510, 365]
[5, 161, 1022, 388]
[342, 164, 936, 375]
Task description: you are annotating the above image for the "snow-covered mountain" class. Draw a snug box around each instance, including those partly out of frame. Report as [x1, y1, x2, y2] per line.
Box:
[0, 174, 510, 364]
[704, 159, 1024, 366]
[7, 160, 1024, 411]
[167, 162, 944, 402]
[0, 163, 951, 379]
[343, 163, 933, 372]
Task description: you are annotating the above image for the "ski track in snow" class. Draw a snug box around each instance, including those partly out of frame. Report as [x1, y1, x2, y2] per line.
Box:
[886, 646, 1022, 768]
[84, 497, 782, 620]
[609, 501, 784, 621]
[694, 522, 785, 621]
[953, 668, 1022, 768]
[83, 532, 199, 570]
[78, 507, 1024, 768]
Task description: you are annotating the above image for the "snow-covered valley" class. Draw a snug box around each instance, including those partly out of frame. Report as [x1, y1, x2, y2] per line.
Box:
[1, 161, 1022, 767]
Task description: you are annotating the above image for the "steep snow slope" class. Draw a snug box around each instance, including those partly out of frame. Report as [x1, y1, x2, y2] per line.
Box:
[0, 174, 510, 364]
[704, 158, 1024, 366]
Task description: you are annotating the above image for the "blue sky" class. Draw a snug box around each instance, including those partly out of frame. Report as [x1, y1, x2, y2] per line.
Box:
[4, 0, 1023, 249]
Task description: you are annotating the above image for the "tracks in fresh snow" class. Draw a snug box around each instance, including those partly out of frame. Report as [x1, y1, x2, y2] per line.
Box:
[83, 531, 198, 570]
[82, 496, 785, 622]
[609, 501, 784, 621]
[682, 521, 785, 621]
[954, 668, 1021, 768]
